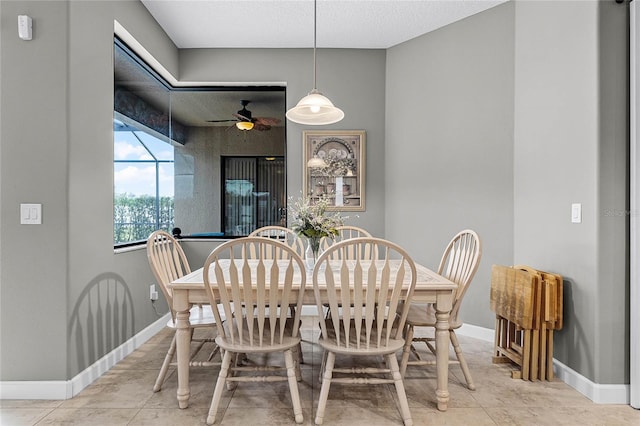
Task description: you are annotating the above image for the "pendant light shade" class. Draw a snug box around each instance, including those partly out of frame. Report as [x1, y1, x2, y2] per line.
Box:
[286, 89, 344, 125]
[286, 0, 344, 125]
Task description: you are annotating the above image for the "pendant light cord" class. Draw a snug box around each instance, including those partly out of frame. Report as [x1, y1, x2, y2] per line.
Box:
[313, 0, 317, 91]
[286, 0, 343, 125]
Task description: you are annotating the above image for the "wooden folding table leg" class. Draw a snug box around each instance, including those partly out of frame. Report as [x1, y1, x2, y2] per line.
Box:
[522, 329, 531, 381]
[546, 329, 554, 379]
[528, 327, 538, 381]
[539, 322, 547, 381]
[493, 316, 502, 359]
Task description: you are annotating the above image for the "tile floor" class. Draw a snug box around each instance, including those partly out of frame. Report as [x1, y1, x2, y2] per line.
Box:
[2, 317, 639, 425]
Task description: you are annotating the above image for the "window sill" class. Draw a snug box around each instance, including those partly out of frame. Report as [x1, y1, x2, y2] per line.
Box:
[114, 243, 145, 254]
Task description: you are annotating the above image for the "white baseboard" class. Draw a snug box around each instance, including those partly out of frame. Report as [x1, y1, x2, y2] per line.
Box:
[455, 325, 630, 405]
[0, 313, 170, 400]
[1, 318, 630, 405]
[458, 323, 495, 342]
[552, 359, 630, 404]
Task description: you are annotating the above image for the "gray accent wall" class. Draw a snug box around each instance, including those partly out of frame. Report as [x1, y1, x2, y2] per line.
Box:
[0, 0, 630, 389]
[178, 47, 387, 235]
[512, 0, 628, 384]
[385, 0, 629, 385]
[385, 2, 516, 330]
[0, 1, 385, 380]
[1, 0, 70, 381]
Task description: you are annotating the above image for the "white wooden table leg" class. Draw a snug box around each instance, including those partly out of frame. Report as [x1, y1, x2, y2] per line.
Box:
[173, 290, 192, 409]
[435, 290, 453, 411]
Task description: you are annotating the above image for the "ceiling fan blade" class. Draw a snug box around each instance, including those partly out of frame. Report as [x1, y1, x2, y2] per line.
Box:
[254, 117, 281, 126]
[233, 113, 252, 122]
[207, 119, 237, 123]
[253, 123, 272, 131]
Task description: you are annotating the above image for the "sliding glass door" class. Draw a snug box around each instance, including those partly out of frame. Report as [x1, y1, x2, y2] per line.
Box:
[223, 157, 286, 236]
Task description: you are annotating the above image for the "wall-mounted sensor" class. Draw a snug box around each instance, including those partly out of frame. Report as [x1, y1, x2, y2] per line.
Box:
[18, 15, 32, 40]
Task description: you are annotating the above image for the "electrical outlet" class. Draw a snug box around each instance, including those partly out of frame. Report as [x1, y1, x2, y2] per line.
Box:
[150, 284, 159, 301]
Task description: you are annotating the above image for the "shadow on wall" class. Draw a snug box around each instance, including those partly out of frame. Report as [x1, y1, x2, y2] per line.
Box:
[68, 272, 135, 374]
[555, 279, 593, 378]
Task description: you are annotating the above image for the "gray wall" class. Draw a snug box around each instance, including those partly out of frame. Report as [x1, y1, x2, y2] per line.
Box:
[385, 0, 628, 385]
[0, 0, 630, 387]
[1, 0, 70, 380]
[178, 47, 387, 236]
[513, 0, 628, 384]
[0, 0, 385, 380]
[385, 2, 516, 329]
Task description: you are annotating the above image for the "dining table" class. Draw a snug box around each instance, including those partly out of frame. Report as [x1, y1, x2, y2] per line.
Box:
[168, 258, 457, 412]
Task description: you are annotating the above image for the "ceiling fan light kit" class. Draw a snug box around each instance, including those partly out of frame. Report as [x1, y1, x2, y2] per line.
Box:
[236, 121, 254, 131]
[286, 0, 344, 126]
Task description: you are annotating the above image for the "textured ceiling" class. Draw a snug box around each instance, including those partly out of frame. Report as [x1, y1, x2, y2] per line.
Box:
[141, 0, 507, 49]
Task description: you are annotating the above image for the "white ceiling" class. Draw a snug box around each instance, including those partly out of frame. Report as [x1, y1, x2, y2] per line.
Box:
[141, 0, 507, 49]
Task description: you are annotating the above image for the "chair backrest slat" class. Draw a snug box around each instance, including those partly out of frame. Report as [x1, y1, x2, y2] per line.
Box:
[437, 230, 482, 321]
[314, 238, 417, 351]
[147, 230, 192, 323]
[321, 225, 375, 260]
[203, 237, 305, 348]
[248, 226, 304, 259]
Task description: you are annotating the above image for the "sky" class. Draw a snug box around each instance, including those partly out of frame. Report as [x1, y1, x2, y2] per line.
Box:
[114, 129, 174, 197]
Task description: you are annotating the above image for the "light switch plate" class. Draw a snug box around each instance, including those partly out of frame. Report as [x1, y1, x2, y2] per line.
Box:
[571, 203, 582, 223]
[20, 203, 42, 224]
[18, 15, 32, 41]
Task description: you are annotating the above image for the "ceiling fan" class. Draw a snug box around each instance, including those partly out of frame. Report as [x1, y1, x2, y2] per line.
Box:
[207, 100, 281, 131]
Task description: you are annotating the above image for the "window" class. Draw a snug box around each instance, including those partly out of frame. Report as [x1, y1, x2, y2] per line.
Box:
[113, 40, 174, 245]
[113, 38, 286, 246]
[113, 118, 174, 244]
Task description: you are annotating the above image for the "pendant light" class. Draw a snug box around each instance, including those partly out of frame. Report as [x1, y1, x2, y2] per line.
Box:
[286, 0, 344, 125]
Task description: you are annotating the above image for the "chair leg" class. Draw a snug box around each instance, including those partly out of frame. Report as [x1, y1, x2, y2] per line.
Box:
[386, 353, 413, 426]
[400, 324, 414, 378]
[207, 350, 233, 425]
[207, 343, 221, 362]
[315, 351, 335, 425]
[284, 349, 304, 424]
[226, 352, 239, 391]
[153, 333, 176, 392]
[289, 305, 304, 365]
[450, 330, 475, 390]
[297, 341, 304, 365]
[292, 343, 302, 381]
[318, 348, 328, 383]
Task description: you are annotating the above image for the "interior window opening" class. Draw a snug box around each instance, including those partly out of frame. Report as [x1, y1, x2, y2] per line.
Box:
[113, 37, 286, 247]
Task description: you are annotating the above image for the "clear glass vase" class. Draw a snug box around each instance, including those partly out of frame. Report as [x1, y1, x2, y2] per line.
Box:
[304, 236, 323, 271]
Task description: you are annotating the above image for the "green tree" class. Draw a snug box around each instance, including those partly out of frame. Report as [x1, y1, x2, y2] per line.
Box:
[113, 193, 174, 244]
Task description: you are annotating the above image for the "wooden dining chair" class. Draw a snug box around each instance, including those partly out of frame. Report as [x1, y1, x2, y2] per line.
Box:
[249, 225, 306, 364]
[248, 225, 305, 258]
[146, 230, 220, 392]
[399, 229, 482, 390]
[312, 237, 417, 426]
[319, 225, 373, 259]
[203, 237, 306, 425]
